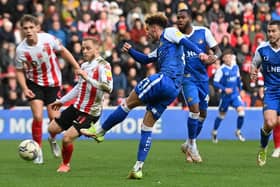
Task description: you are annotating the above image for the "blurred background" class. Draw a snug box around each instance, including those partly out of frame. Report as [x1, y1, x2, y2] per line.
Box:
[0, 0, 279, 109]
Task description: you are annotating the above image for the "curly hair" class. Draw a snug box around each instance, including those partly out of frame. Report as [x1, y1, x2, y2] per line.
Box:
[145, 13, 168, 28]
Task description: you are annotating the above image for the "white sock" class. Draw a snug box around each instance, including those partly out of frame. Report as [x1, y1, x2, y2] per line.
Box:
[133, 161, 144, 170]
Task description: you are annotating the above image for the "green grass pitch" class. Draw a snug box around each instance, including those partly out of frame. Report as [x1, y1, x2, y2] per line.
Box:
[0, 140, 279, 187]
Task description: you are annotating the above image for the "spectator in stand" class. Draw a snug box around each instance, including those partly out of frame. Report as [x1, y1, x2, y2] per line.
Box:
[254, 0, 270, 22]
[271, 2, 280, 21]
[0, 19, 15, 44]
[101, 35, 115, 59]
[230, 20, 250, 48]
[77, 12, 94, 34]
[219, 35, 233, 52]
[12, 1, 28, 25]
[210, 13, 230, 44]
[130, 18, 146, 45]
[82, 24, 100, 43]
[225, 0, 244, 22]
[107, 1, 123, 28]
[126, 6, 145, 31]
[193, 13, 207, 26]
[243, 3, 255, 25]
[95, 11, 113, 34]
[251, 32, 265, 54]
[77, 1, 95, 21]
[111, 64, 127, 105]
[207, 1, 225, 24]
[90, 0, 110, 15]
[48, 21, 67, 46]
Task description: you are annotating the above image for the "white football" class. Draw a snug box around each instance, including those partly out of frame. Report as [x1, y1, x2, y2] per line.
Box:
[18, 139, 40, 161]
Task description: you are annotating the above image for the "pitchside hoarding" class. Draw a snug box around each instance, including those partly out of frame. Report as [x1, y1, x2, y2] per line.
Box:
[0, 107, 263, 140]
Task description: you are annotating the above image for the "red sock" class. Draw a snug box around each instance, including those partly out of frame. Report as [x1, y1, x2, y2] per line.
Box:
[32, 120, 42, 147]
[273, 125, 280, 148]
[62, 143, 74, 165]
[49, 132, 56, 139]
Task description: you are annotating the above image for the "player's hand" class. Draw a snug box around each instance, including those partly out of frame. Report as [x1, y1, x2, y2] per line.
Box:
[225, 88, 233, 94]
[198, 53, 209, 62]
[77, 69, 88, 80]
[23, 88, 35, 99]
[250, 69, 258, 81]
[204, 54, 218, 65]
[73, 67, 81, 75]
[121, 42, 132, 52]
[50, 101, 63, 111]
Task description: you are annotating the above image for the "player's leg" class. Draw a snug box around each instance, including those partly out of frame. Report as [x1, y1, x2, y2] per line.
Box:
[257, 110, 277, 166]
[128, 74, 179, 179]
[181, 81, 202, 162]
[196, 82, 209, 138]
[29, 99, 44, 164]
[235, 106, 245, 142]
[57, 126, 79, 173]
[128, 110, 156, 179]
[257, 94, 279, 166]
[81, 74, 162, 141]
[212, 99, 228, 143]
[48, 119, 63, 158]
[45, 86, 61, 156]
[80, 90, 142, 140]
[272, 124, 280, 157]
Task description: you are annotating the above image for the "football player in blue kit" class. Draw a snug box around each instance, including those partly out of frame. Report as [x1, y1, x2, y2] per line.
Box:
[81, 13, 209, 179]
[211, 48, 246, 143]
[250, 20, 280, 166]
[176, 9, 222, 163]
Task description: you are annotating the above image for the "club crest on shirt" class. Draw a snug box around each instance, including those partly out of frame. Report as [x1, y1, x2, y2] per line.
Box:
[175, 30, 183, 38]
[106, 70, 112, 81]
[263, 56, 269, 61]
[197, 39, 204, 44]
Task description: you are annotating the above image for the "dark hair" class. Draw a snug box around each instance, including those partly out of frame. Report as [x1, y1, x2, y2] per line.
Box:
[177, 9, 193, 18]
[268, 20, 280, 28]
[20, 14, 39, 27]
[145, 13, 168, 28]
[222, 48, 233, 58]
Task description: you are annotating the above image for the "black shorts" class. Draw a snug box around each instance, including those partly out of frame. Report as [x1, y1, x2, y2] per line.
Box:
[55, 105, 100, 135]
[26, 79, 60, 105]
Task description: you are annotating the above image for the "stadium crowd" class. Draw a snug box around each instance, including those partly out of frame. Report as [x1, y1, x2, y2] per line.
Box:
[0, 0, 279, 109]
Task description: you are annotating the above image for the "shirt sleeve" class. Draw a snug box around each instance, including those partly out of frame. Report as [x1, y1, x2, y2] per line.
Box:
[15, 47, 24, 69]
[205, 27, 218, 48]
[213, 67, 223, 83]
[163, 27, 185, 44]
[47, 33, 63, 51]
[252, 49, 262, 69]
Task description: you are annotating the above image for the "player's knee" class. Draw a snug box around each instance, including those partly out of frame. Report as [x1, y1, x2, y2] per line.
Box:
[141, 123, 153, 132]
[62, 135, 72, 145]
[265, 118, 277, 128]
[189, 112, 200, 119]
[238, 110, 245, 117]
[218, 113, 225, 119]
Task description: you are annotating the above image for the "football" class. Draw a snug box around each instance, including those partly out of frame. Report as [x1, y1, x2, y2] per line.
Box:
[18, 139, 40, 161]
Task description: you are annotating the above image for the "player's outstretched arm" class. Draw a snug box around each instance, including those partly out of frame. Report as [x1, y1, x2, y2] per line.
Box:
[121, 42, 156, 64]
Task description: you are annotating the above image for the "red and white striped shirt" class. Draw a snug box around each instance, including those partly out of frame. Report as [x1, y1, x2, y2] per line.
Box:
[15, 33, 62, 87]
[60, 56, 113, 116]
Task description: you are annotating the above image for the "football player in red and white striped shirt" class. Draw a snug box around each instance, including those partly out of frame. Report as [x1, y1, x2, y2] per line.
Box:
[47, 37, 113, 172]
[15, 15, 81, 164]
